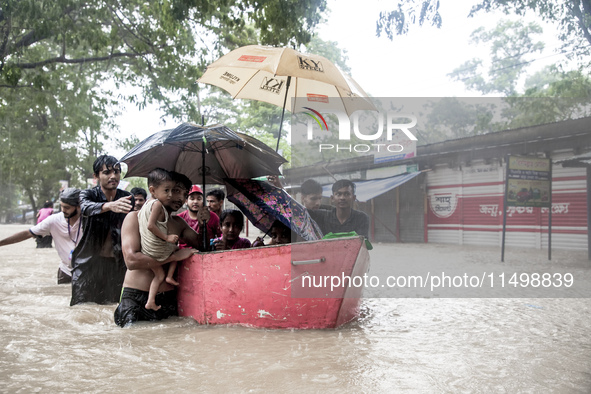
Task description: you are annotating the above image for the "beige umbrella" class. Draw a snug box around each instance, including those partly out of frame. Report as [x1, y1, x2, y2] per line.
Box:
[198, 45, 376, 150]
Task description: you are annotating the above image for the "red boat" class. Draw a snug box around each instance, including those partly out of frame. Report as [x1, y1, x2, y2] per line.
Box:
[177, 236, 370, 329]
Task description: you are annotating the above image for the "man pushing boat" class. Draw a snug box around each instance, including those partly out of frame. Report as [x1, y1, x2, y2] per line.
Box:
[114, 170, 205, 327]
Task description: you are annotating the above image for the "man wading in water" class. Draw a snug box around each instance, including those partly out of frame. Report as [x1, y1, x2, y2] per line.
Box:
[114, 172, 205, 327]
[71, 155, 133, 305]
[0, 188, 83, 284]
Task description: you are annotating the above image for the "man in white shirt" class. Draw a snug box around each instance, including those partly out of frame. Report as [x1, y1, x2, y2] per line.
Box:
[0, 188, 83, 284]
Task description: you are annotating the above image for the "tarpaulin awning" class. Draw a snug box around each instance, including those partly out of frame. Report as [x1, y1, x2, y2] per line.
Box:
[554, 152, 591, 167]
[322, 172, 422, 202]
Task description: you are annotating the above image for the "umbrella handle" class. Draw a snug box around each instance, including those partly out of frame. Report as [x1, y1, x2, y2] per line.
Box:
[262, 226, 273, 239]
[275, 76, 291, 152]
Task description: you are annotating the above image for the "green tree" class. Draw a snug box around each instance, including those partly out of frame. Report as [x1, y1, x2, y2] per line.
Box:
[0, 0, 327, 219]
[376, 0, 591, 67]
[504, 69, 591, 128]
[0, 60, 109, 218]
[376, 0, 442, 39]
[448, 19, 544, 95]
[417, 98, 497, 143]
[1, 0, 327, 117]
[470, 0, 591, 64]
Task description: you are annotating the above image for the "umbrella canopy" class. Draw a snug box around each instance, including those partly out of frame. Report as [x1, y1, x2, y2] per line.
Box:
[225, 178, 323, 242]
[198, 45, 376, 150]
[120, 123, 287, 185]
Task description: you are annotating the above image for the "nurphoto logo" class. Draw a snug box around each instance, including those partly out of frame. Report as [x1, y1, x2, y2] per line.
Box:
[304, 109, 418, 156]
[303, 107, 328, 131]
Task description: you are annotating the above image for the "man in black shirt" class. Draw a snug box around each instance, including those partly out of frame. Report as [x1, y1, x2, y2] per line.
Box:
[300, 179, 332, 211]
[309, 179, 369, 238]
[71, 155, 133, 305]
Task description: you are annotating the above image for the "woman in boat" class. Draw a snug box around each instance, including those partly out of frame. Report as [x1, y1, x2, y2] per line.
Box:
[212, 209, 251, 250]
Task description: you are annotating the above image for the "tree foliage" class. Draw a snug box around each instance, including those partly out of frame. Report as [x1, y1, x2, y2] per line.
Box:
[0, 0, 327, 219]
[470, 0, 591, 63]
[448, 19, 544, 95]
[419, 19, 591, 144]
[376, 0, 591, 67]
[376, 0, 442, 39]
[417, 98, 497, 143]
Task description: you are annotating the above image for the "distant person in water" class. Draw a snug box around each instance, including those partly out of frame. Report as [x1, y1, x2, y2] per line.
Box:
[35, 200, 55, 248]
[212, 209, 251, 250]
[138, 168, 192, 311]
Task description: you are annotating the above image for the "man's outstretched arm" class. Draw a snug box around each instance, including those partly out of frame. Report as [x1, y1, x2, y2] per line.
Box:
[0, 230, 34, 247]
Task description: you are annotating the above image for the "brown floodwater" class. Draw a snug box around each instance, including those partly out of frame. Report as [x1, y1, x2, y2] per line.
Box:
[1, 224, 590, 392]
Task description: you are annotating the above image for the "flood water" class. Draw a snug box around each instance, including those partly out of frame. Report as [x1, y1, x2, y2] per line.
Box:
[1, 224, 590, 392]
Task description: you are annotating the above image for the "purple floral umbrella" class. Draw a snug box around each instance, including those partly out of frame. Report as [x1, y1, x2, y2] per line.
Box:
[225, 178, 323, 241]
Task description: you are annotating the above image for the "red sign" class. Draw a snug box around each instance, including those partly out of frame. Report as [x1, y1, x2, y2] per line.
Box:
[238, 55, 267, 62]
[307, 94, 329, 103]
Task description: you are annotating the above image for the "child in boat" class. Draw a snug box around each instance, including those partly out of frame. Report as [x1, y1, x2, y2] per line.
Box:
[138, 168, 189, 311]
[212, 209, 251, 250]
[252, 220, 294, 247]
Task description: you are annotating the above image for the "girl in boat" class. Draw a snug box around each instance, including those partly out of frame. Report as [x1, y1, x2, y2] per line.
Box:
[212, 209, 251, 250]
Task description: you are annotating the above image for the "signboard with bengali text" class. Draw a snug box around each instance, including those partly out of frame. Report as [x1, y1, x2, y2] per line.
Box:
[506, 156, 551, 208]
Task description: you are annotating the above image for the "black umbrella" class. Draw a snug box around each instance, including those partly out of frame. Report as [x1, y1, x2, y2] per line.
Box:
[121, 123, 286, 184]
[120, 122, 287, 249]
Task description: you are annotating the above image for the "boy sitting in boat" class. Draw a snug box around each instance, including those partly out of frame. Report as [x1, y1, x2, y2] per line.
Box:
[211, 209, 251, 250]
[138, 168, 191, 311]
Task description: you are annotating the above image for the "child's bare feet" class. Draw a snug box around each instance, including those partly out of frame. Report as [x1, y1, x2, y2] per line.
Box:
[165, 277, 179, 286]
[145, 301, 161, 311]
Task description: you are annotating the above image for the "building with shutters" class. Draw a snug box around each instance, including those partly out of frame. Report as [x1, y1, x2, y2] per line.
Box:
[285, 116, 591, 253]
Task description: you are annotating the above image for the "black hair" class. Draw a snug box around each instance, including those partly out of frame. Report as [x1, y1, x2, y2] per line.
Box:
[301, 179, 323, 195]
[43, 200, 53, 209]
[219, 209, 244, 230]
[206, 189, 225, 201]
[130, 187, 147, 199]
[170, 171, 192, 192]
[270, 220, 297, 243]
[147, 168, 174, 188]
[270, 220, 290, 234]
[93, 155, 120, 176]
[332, 179, 356, 194]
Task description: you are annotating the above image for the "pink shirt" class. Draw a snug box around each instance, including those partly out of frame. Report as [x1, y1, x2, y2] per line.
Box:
[37, 207, 54, 224]
[176, 209, 221, 248]
[213, 237, 251, 250]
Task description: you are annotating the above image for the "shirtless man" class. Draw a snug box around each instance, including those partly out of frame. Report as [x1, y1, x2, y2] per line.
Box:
[114, 173, 204, 327]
